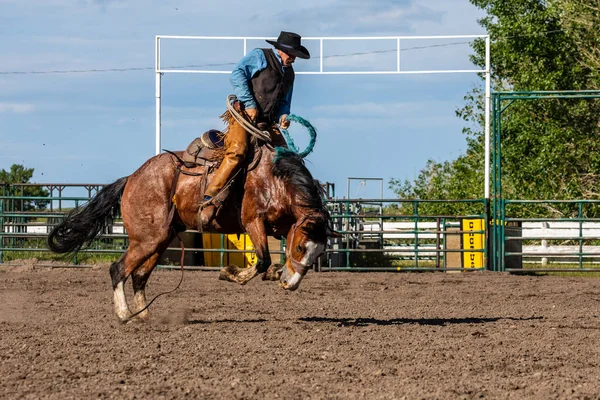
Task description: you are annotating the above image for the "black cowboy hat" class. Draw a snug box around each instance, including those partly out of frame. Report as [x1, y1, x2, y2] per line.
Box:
[266, 31, 310, 60]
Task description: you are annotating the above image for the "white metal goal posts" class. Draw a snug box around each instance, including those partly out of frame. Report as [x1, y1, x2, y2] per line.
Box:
[154, 34, 491, 198]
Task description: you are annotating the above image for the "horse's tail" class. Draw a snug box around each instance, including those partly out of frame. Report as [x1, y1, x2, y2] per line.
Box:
[48, 177, 128, 254]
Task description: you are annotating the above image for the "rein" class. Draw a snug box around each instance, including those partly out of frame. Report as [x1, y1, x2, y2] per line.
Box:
[286, 215, 312, 275]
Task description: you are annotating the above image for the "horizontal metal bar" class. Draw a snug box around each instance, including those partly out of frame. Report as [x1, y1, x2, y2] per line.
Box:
[0, 233, 128, 239]
[496, 90, 600, 94]
[505, 220, 600, 224]
[163, 247, 283, 254]
[0, 196, 90, 201]
[0, 183, 107, 187]
[158, 69, 485, 75]
[330, 214, 483, 219]
[337, 229, 485, 234]
[0, 248, 124, 253]
[298, 70, 485, 75]
[157, 34, 488, 40]
[1, 214, 73, 218]
[328, 198, 486, 203]
[0, 262, 222, 271]
[506, 236, 600, 240]
[0, 197, 486, 205]
[499, 95, 600, 100]
[505, 199, 600, 204]
[508, 252, 600, 256]
[326, 248, 482, 253]
[324, 267, 486, 272]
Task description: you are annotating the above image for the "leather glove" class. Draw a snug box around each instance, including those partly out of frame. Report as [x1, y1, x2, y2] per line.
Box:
[246, 108, 258, 122]
[279, 114, 290, 129]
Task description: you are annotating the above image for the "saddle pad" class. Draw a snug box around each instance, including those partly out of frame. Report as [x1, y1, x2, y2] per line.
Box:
[182, 129, 225, 165]
[201, 129, 225, 149]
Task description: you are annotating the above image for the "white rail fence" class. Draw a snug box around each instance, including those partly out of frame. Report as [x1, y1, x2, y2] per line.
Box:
[362, 221, 600, 263]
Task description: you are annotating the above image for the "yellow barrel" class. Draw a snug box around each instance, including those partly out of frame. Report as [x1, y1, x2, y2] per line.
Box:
[202, 233, 257, 268]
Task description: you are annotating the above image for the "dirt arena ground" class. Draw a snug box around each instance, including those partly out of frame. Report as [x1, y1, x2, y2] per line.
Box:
[2, 265, 600, 399]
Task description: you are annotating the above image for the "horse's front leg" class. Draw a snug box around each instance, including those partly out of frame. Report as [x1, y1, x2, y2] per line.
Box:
[219, 218, 271, 284]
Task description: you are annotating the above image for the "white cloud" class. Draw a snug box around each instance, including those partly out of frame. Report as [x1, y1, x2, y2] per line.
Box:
[0, 103, 35, 113]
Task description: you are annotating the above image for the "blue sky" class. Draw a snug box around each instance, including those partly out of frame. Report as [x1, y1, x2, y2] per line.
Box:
[0, 0, 486, 199]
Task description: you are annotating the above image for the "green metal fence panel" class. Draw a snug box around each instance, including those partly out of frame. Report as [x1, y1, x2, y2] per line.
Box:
[0, 185, 489, 272]
[491, 90, 600, 272]
[323, 198, 488, 272]
[0, 183, 279, 269]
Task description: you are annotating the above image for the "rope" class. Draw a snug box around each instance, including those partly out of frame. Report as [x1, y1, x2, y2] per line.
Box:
[225, 95, 317, 159]
[276, 114, 317, 160]
[226, 95, 271, 142]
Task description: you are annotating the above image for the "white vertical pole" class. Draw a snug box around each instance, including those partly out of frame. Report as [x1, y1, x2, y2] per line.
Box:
[320, 38, 324, 73]
[484, 35, 491, 199]
[243, 38, 247, 55]
[155, 36, 162, 156]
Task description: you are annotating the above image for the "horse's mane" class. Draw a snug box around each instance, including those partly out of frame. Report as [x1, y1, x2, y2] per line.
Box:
[272, 153, 324, 210]
[271, 153, 334, 240]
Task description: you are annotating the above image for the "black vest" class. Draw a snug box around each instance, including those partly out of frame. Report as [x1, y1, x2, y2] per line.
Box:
[248, 48, 295, 123]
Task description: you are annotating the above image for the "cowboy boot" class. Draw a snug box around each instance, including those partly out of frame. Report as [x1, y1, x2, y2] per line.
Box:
[199, 196, 217, 228]
[198, 120, 249, 228]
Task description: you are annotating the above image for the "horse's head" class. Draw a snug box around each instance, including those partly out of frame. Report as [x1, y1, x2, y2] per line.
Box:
[268, 152, 340, 289]
[280, 212, 336, 290]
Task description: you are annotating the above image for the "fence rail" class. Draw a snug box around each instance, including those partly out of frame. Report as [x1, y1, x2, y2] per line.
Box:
[4, 183, 600, 272]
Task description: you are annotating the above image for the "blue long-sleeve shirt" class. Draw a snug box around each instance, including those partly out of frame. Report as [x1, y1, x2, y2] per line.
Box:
[230, 48, 293, 121]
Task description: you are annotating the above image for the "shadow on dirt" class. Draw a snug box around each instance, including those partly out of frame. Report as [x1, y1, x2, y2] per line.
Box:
[299, 316, 544, 327]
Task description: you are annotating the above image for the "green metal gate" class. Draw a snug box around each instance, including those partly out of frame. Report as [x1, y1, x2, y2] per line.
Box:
[490, 90, 600, 271]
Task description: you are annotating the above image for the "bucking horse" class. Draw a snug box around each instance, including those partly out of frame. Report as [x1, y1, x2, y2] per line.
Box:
[48, 113, 336, 323]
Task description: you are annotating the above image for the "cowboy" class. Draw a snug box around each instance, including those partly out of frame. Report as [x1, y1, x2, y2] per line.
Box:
[199, 31, 311, 227]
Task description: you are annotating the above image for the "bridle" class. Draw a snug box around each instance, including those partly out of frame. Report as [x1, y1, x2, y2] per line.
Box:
[286, 214, 319, 276]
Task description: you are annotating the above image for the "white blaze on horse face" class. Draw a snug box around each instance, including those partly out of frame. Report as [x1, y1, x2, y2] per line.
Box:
[300, 240, 325, 269]
[283, 240, 326, 290]
[285, 272, 303, 290]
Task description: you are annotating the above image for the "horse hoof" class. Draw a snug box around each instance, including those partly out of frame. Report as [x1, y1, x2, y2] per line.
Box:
[219, 265, 242, 282]
[263, 264, 283, 281]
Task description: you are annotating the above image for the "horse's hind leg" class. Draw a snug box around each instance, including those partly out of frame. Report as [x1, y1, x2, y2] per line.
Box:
[110, 240, 165, 322]
[130, 253, 160, 321]
[130, 234, 173, 321]
[110, 253, 132, 321]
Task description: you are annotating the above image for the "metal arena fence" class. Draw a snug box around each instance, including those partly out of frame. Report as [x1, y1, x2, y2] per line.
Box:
[3, 183, 600, 272]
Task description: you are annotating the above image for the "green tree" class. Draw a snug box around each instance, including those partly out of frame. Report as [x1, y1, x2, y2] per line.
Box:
[0, 164, 50, 211]
[555, 0, 600, 87]
[392, 0, 600, 218]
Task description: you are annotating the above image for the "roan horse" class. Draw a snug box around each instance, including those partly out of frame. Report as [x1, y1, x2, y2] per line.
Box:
[48, 135, 334, 323]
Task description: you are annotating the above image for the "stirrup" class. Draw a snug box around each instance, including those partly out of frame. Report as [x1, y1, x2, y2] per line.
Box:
[197, 195, 214, 232]
[198, 203, 217, 232]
